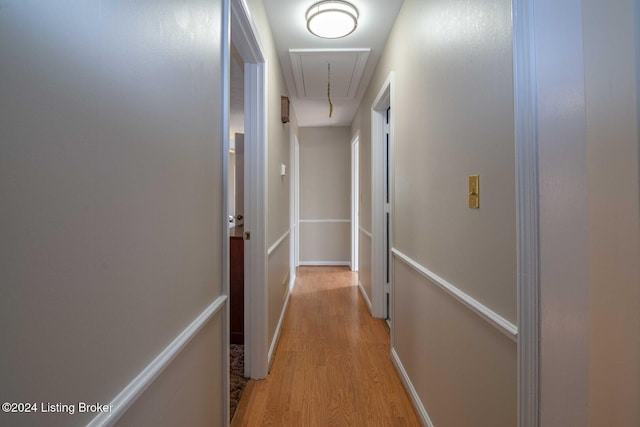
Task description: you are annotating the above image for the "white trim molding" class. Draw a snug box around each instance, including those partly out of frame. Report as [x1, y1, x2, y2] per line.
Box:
[268, 270, 297, 369]
[294, 135, 300, 267]
[299, 219, 351, 223]
[231, 0, 265, 61]
[351, 132, 360, 272]
[359, 227, 372, 239]
[370, 71, 394, 319]
[268, 276, 292, 369]
[299, 261, 351, 266]
[268, 228, 291, 256]
[221, 0, 231, 423]
[513, 0, 540, 425]
[231, 0, 269, 380]
[87, 296, 227, 427]
[391, 348, 434, 427]
[392, 248, 518, 341]
[289, 125, 298, 283]
[358, 280, 373, 313]
[289, 271, 296, 293]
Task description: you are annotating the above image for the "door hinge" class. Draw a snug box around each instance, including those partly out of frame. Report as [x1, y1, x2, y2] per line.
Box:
[384, 282, 391, 293]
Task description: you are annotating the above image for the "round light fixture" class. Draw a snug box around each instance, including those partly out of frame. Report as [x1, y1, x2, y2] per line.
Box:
[306, 1, 359, 39]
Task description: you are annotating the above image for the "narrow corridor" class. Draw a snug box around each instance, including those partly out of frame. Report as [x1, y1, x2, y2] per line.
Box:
[232, 266, 421, 426]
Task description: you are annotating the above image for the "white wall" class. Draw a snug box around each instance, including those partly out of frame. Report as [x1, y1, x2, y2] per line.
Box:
[0, 1, 226, 426]
[352, 0, 517, 424]
[299, 127, 351, 265]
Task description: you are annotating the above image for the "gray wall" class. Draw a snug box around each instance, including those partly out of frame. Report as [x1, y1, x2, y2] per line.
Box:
[352, 0, 517, 424]
[0, 1, 226, 426]
[299, 127, 351, 265]
[536, 0, 640, 424]
[584, 2, 639, 423]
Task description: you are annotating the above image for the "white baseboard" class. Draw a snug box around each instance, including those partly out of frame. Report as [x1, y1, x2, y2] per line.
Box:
[289, 271, 297, 293]
[299, 261, 350, 266]
[299, 219, 351, 223]
[268, 275, 294, 369]
[87, 295, 227, 427]
[391, 348, 434, 427]
[358, 280, 373, 314]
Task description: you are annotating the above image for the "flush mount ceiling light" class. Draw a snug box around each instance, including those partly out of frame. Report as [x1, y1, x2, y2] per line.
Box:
[306, 1, 359, 39]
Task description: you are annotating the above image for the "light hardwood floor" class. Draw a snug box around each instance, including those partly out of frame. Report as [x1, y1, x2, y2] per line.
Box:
[231, 266, 421, 426]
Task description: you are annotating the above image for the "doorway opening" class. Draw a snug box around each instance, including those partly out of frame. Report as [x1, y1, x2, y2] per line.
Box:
[227, 0, 268, 384]
[229, 39, 245, 339]
[371, 72, 394, 326]
[292, 134, 300, 271]
[227, 36, 247, 422]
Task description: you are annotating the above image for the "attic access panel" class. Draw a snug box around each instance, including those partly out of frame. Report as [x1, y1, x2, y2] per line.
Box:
[289, 48, 370, 100]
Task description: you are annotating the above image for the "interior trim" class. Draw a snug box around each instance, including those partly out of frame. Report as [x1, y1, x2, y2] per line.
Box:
[513, 0, 541, 424]
[391, 348, 435, 427]
[299, 219, 351, 223]
[87, 295, 227, 427]
[358, 280, 373, 313]
[359, 227, 372, 239]
[268, 271, 296, 369]
[392, 248, 518, 341]
[268, 228, 291, 256]
[299, 261, 351, 266]
[231, 0, 269, 380]
[221, 0, 231, 422]
[371, 71, 394, 319]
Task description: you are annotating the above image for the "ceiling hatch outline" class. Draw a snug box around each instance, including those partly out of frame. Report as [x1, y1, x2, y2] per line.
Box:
[289, 48, 371, 100]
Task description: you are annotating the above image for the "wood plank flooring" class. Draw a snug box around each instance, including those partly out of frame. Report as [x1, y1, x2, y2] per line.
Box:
[232, 266, 421, 426]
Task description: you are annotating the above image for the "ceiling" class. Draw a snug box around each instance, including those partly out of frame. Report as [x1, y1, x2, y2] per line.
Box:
[263, 0, 404, 127]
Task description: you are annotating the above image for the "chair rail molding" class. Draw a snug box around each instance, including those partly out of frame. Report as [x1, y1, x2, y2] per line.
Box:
[87, 296, 227, 427]
[392, 248, 518, 341]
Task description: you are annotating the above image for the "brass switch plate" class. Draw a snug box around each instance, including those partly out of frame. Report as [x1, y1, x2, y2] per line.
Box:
[468, 175, 480, 209]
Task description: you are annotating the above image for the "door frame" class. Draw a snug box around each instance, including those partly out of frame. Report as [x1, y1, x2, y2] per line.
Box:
[222, 2, 231, 423]
[513, 0, 540, 425]
[371, 71, 394, 320]
[229, 0, 269, 380]
[350, 132, 360, 272]
[289, 129, 298, 281]
[293, 134, 300, 268]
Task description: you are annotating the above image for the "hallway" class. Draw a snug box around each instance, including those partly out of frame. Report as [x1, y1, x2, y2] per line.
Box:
[232, 267, 421, 426]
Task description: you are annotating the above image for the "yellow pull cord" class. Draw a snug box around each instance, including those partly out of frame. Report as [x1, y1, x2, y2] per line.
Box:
[327, 63, 333, 118]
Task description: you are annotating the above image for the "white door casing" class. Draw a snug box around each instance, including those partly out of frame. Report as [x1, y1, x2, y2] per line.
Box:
[230, 0, 268, 380]
[351, 133, 360, 272]
[371, 71, 394, 321]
